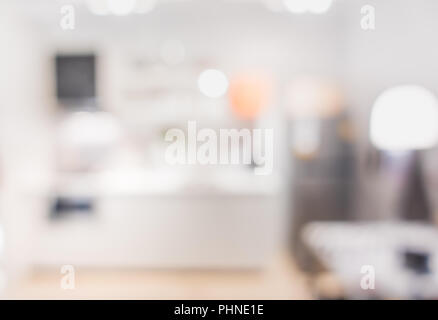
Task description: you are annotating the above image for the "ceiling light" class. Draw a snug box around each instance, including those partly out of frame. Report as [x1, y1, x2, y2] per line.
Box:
[283, 0, 333, 14]
[307, 0, 332, 14]
[283, 0, 307, 14]
[370, 85, 438, 150]
[107, 0, 137, 16]
[198, 69, 229, 98]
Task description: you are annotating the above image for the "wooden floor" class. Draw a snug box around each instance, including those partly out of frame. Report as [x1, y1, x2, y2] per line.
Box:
[5, 253, 312, 300]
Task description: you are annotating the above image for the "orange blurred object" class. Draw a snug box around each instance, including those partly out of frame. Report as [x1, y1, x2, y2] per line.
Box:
[228, 72, 272, 120]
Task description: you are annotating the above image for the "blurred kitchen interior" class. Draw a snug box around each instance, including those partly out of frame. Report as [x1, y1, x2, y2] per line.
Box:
[1, 0, 438, 299]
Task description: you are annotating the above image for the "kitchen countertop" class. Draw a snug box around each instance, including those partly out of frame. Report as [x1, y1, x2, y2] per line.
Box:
[4, 252, 311, 300]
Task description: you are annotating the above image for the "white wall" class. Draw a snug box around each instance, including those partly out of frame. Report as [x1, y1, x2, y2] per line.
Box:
[0, 5, 55, 281]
